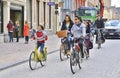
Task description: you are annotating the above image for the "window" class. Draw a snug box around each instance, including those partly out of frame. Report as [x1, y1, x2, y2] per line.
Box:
[79, 9, 96, 16]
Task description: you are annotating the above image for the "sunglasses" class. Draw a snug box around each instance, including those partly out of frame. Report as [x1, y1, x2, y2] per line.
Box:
[75, 19, 78, 20]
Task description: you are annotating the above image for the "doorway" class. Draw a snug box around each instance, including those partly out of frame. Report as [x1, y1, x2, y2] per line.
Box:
[10, 5, 24, 37]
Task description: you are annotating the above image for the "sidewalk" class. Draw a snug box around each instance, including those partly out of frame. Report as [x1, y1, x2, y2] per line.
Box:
[0, 34, 60, 71]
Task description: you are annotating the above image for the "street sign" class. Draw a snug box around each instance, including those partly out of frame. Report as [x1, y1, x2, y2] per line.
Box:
[47, 2, 55, 6]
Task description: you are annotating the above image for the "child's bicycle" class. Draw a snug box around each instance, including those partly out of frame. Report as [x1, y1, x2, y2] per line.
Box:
[29, 44, 47, 70]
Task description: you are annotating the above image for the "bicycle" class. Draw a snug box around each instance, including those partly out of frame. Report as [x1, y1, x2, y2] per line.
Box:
[29, 44, 47, 70]
[83, 39, 89, 59]
[96, 28, 103, 49]
[60, 37, 69, 61]
[70, 38, 82, 74]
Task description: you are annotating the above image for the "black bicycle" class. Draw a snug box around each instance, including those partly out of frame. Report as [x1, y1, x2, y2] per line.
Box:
[70, 38, 82, 74]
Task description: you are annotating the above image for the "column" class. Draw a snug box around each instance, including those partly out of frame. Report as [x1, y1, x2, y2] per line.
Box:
[3, 1, 10, 42]
[3, 1, 10, 34]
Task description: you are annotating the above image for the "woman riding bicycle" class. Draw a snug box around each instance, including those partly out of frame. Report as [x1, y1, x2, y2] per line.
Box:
[84, 21, 91, 57]
[33, 25, 48, 59]
[71, 16, 86, 58]
[61, 15, 74, 55]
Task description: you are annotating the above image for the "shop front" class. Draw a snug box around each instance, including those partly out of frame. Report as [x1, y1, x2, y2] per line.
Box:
[10, 4, 24, 37]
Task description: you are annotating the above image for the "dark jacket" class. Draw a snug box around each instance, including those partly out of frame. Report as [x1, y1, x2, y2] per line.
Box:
[61, 21, 74, 31]
[14, 25, 19, 32]
[95, 19, 104, 28]
[7, 23, 14, 32]
[86, 26, 90, 33]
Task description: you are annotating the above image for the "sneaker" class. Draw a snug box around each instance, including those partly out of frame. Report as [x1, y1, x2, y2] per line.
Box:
[67, 50, 70, 55]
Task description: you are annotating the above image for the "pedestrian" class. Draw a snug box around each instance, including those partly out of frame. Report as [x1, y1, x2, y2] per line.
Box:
[14, 21, 20, 42]
[24, 21, 30, 44]
[61, 15, 74, 55]
[7, 20, 14, 42]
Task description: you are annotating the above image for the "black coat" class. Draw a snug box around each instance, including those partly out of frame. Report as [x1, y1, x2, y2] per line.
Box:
[61, 21, 74, 31]
[86, 26, 90, 33]
[95, 19, 104, 28]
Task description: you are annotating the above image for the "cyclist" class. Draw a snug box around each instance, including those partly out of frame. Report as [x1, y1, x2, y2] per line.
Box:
[61, 15, 74, 55]
[94, 15, 105, 44]
[84, 21, 91, 57]
[71, 16, 86, 58]
[33, 25, 48, 59]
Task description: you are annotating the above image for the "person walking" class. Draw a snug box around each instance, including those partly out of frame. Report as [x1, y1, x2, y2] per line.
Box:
[14, 21, 20, 42]
[24, 21, 30, 44]
[7, 20, 14, 42]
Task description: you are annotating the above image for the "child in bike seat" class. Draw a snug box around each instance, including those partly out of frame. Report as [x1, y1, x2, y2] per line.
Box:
[33, 25, 48, 57]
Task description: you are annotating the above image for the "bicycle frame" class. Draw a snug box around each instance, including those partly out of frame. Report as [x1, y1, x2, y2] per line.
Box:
[73, 39, 80, 52]
[97, 29, 103, 44]
[33, 44, 47, 61]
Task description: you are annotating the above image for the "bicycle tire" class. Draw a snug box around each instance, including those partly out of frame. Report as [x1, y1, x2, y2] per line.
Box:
[79, 49, 82, 63]
[77, 52, 81, 69]
[70, 49, 81, 74]
[60, 44, 67, 61]
[29, 51, 38, 70]
[40, 51, 47, 67]
[98, 43, 101, 49]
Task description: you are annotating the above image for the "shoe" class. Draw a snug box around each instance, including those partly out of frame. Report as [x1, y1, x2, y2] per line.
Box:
[67, 50, 70, 55]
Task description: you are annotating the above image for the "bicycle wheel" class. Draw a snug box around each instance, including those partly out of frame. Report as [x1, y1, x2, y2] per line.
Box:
[40, 51, 47, 67]
[79, 50, 82, 63]
[29, 51, 38, 70]
[98, 43, 101, 49]
[60, 44, 67, 61]
[83, 41, 89, 59]
[70, 50, 80, 74]
[77, 52, 81, 69]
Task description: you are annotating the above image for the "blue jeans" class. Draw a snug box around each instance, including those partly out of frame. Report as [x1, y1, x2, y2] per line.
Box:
[67, 33, 72, 50]
[37, 43, 45, 54]
[8, 32, 13, 42]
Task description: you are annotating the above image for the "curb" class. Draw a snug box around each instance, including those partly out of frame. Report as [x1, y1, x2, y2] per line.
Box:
[0, 49, 59, 71]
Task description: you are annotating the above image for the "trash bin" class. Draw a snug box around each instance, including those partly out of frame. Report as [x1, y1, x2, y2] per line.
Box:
[0, 34, 4, 43]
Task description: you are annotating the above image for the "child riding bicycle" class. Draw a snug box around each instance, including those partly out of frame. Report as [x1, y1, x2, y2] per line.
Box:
[33, 25, 48, 59]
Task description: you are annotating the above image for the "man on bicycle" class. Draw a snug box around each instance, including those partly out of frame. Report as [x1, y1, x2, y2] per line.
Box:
[71, 16, 86, 58]
[94, 15, 105, 44]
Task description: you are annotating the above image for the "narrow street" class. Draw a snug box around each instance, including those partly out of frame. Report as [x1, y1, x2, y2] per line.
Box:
[0, 39, 120, 78]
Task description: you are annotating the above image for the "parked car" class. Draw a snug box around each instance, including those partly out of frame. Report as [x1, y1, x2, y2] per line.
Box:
[103, 20, 120, 38]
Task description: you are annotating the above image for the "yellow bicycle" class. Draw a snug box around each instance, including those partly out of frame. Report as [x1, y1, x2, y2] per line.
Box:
[29, 45, 47, 70]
